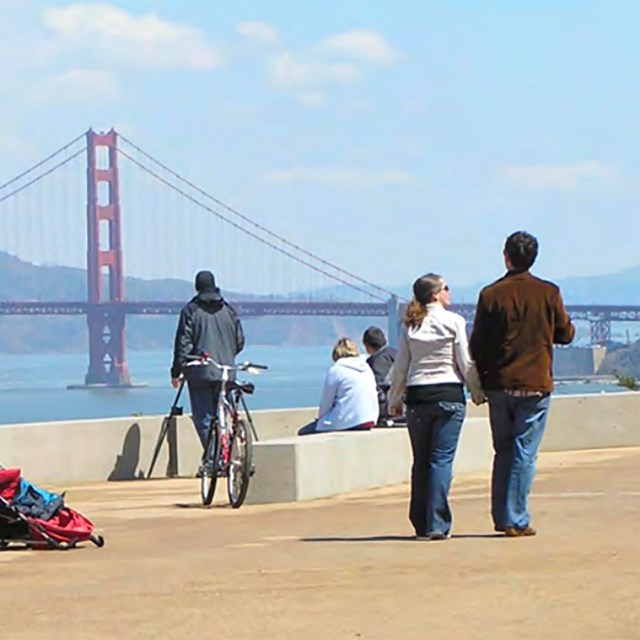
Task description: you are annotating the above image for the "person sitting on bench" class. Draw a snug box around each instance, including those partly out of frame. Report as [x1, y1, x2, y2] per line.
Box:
[298, 338, 379, 435]
[362, 326, 397, 425]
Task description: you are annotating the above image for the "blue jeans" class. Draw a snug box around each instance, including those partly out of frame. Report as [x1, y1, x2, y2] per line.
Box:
[187, 380, 222, 448]
[405, 401, 466, 537]
[487, 392, 551, 530]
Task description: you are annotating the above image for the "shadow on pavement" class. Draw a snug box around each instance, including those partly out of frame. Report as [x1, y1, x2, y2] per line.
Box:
[173, 502, 231, 510]
[301, 535, 416, 542]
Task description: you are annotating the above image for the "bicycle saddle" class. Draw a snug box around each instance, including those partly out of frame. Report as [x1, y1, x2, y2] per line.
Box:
[228, 380, 255, 395]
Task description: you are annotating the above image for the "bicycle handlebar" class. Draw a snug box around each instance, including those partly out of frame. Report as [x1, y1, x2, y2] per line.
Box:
[184, 354, 268, 372]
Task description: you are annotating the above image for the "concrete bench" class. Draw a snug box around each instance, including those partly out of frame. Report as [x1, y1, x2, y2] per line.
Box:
[246, 417, 493, 504]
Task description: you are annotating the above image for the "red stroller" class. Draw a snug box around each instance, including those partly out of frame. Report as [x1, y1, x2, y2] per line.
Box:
[0, 468, 104, 550]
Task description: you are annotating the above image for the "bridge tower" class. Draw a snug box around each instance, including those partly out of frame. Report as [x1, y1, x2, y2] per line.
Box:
[387, 295, 400, 348]
[84, 129, 131, 386]
[590, 318, 611, 346]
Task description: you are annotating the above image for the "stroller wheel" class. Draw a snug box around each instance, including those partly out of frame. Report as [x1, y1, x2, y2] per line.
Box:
[91, 534, 105, 548]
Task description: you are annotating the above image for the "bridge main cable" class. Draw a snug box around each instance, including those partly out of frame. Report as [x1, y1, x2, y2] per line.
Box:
[117, 147, 388, 302]
[0, 132, 85, 192]
[0, 148, 86, 205]
[118, 134, 403, 301]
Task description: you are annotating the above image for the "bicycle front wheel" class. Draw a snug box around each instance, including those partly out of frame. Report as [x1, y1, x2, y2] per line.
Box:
[227, 418, 253, 508]
[201, 425, 220, 506]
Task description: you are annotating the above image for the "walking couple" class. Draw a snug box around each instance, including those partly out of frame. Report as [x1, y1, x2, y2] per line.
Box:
[389, 230, 575, 541]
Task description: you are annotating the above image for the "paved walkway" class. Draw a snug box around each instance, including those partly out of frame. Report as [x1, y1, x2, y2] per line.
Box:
[1, 447, 639, 640]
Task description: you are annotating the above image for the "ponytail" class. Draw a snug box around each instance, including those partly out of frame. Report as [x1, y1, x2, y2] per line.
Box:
[403, 299, 427, 330]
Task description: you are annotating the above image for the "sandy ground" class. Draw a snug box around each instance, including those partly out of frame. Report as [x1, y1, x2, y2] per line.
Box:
[1, 447, 639, 640]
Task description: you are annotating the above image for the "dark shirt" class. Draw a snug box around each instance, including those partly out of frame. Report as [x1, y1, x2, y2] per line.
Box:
[469, 270, 575, 393]
[366, 345, 396, 386]
[405, 382, 465, 405]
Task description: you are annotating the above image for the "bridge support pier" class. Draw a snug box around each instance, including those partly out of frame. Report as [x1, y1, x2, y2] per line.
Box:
[387, 295, 400, 348]
[85, 306, 131, 385]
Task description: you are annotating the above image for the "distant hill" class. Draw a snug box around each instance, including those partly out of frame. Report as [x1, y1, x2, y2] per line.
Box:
[0, 252, 383, 353]
[0, 252, 638, 353]
[449, 266, 640, 306]
[598, 339, 640, 378]
[295, 266, 640, 306]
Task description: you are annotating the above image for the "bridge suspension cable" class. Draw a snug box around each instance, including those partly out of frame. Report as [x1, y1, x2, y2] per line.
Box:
[0, 148, 86, 206]
[0, 133, 85, 192]
[117, 147, 387, 301]
[118, 134, 402, 301]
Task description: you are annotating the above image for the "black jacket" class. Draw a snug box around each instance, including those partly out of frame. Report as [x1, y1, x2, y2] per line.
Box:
[170, 289, 245, 382]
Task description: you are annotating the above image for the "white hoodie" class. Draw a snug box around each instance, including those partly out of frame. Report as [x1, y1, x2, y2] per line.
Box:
[316, 355, 379, 432]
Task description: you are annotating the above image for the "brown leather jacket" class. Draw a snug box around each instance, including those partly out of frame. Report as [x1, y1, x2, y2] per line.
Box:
[469, 270, 575, 393]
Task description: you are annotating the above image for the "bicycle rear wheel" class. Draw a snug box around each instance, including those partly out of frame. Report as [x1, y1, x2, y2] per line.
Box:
[227, 418, 253, 508]
[200, 424, 220, 506]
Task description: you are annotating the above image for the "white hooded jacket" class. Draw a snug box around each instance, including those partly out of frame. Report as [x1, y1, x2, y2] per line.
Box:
[316, 355, 379, 432]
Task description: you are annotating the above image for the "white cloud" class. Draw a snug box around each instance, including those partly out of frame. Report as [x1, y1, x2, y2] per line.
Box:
[263, 29, 399, 106]
[44, 68, 120, 101]
[500, 161, 618, 190]
[271, 52, 360, 89]
[294, 92, 327, 108]
[43, 3, 222, 70]
[317, 29, 397, 64]
[237, 21, 279, 46]
[261, 167, 418, 188]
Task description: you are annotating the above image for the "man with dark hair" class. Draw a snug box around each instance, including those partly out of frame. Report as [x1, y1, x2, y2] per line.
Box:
[362, 326, 397, 425]
[470, 231, 575, 537]
[171, 270, 244, 448]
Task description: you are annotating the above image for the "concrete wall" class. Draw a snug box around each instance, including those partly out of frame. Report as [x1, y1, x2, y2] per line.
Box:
[0, 393, 637, 502]
[464, 391, 640, 451]
[0, 407, 318, 486]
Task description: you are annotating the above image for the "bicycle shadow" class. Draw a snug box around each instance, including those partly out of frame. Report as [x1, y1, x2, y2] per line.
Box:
[173, 502, 232, 510]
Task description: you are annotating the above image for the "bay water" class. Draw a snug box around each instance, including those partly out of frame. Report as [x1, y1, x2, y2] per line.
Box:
[0, 345, 624, 426]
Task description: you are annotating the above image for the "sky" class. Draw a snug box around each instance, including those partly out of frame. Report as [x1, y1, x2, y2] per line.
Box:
[0, 0, 638, 292]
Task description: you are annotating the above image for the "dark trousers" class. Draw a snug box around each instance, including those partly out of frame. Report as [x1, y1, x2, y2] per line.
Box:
[187, 380, 222, 448]
[406, 401, 465, 536]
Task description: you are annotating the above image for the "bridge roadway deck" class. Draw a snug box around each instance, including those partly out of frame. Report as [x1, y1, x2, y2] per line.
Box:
[1, 447, 639, 640]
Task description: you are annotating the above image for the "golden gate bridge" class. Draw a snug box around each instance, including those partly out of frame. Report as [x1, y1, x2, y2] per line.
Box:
[0, 129, 638, 387]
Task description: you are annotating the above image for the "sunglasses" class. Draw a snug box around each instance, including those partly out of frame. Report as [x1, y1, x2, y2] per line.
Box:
[441, 285, 450, 292]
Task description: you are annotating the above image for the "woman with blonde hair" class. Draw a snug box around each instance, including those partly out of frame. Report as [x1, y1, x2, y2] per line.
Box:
[298, 337, 379, 435]
[389, 273, 484, 540]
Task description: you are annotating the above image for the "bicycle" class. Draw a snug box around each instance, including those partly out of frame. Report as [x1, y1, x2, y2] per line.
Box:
[184, 354, 267, 508]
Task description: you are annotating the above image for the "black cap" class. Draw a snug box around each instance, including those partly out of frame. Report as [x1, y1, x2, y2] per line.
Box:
[195, 270, 216, 292]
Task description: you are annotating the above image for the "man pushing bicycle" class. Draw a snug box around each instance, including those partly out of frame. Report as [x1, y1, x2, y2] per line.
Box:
[170, 270, 245, 449]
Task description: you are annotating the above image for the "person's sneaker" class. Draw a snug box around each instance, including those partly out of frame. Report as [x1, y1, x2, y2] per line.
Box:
[504, 525, 537, 537]
[494, 525, 505, 533]
[195, 465, 204, 479]
[428, 531, 450, 541]
[415, 532, 449, 541]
